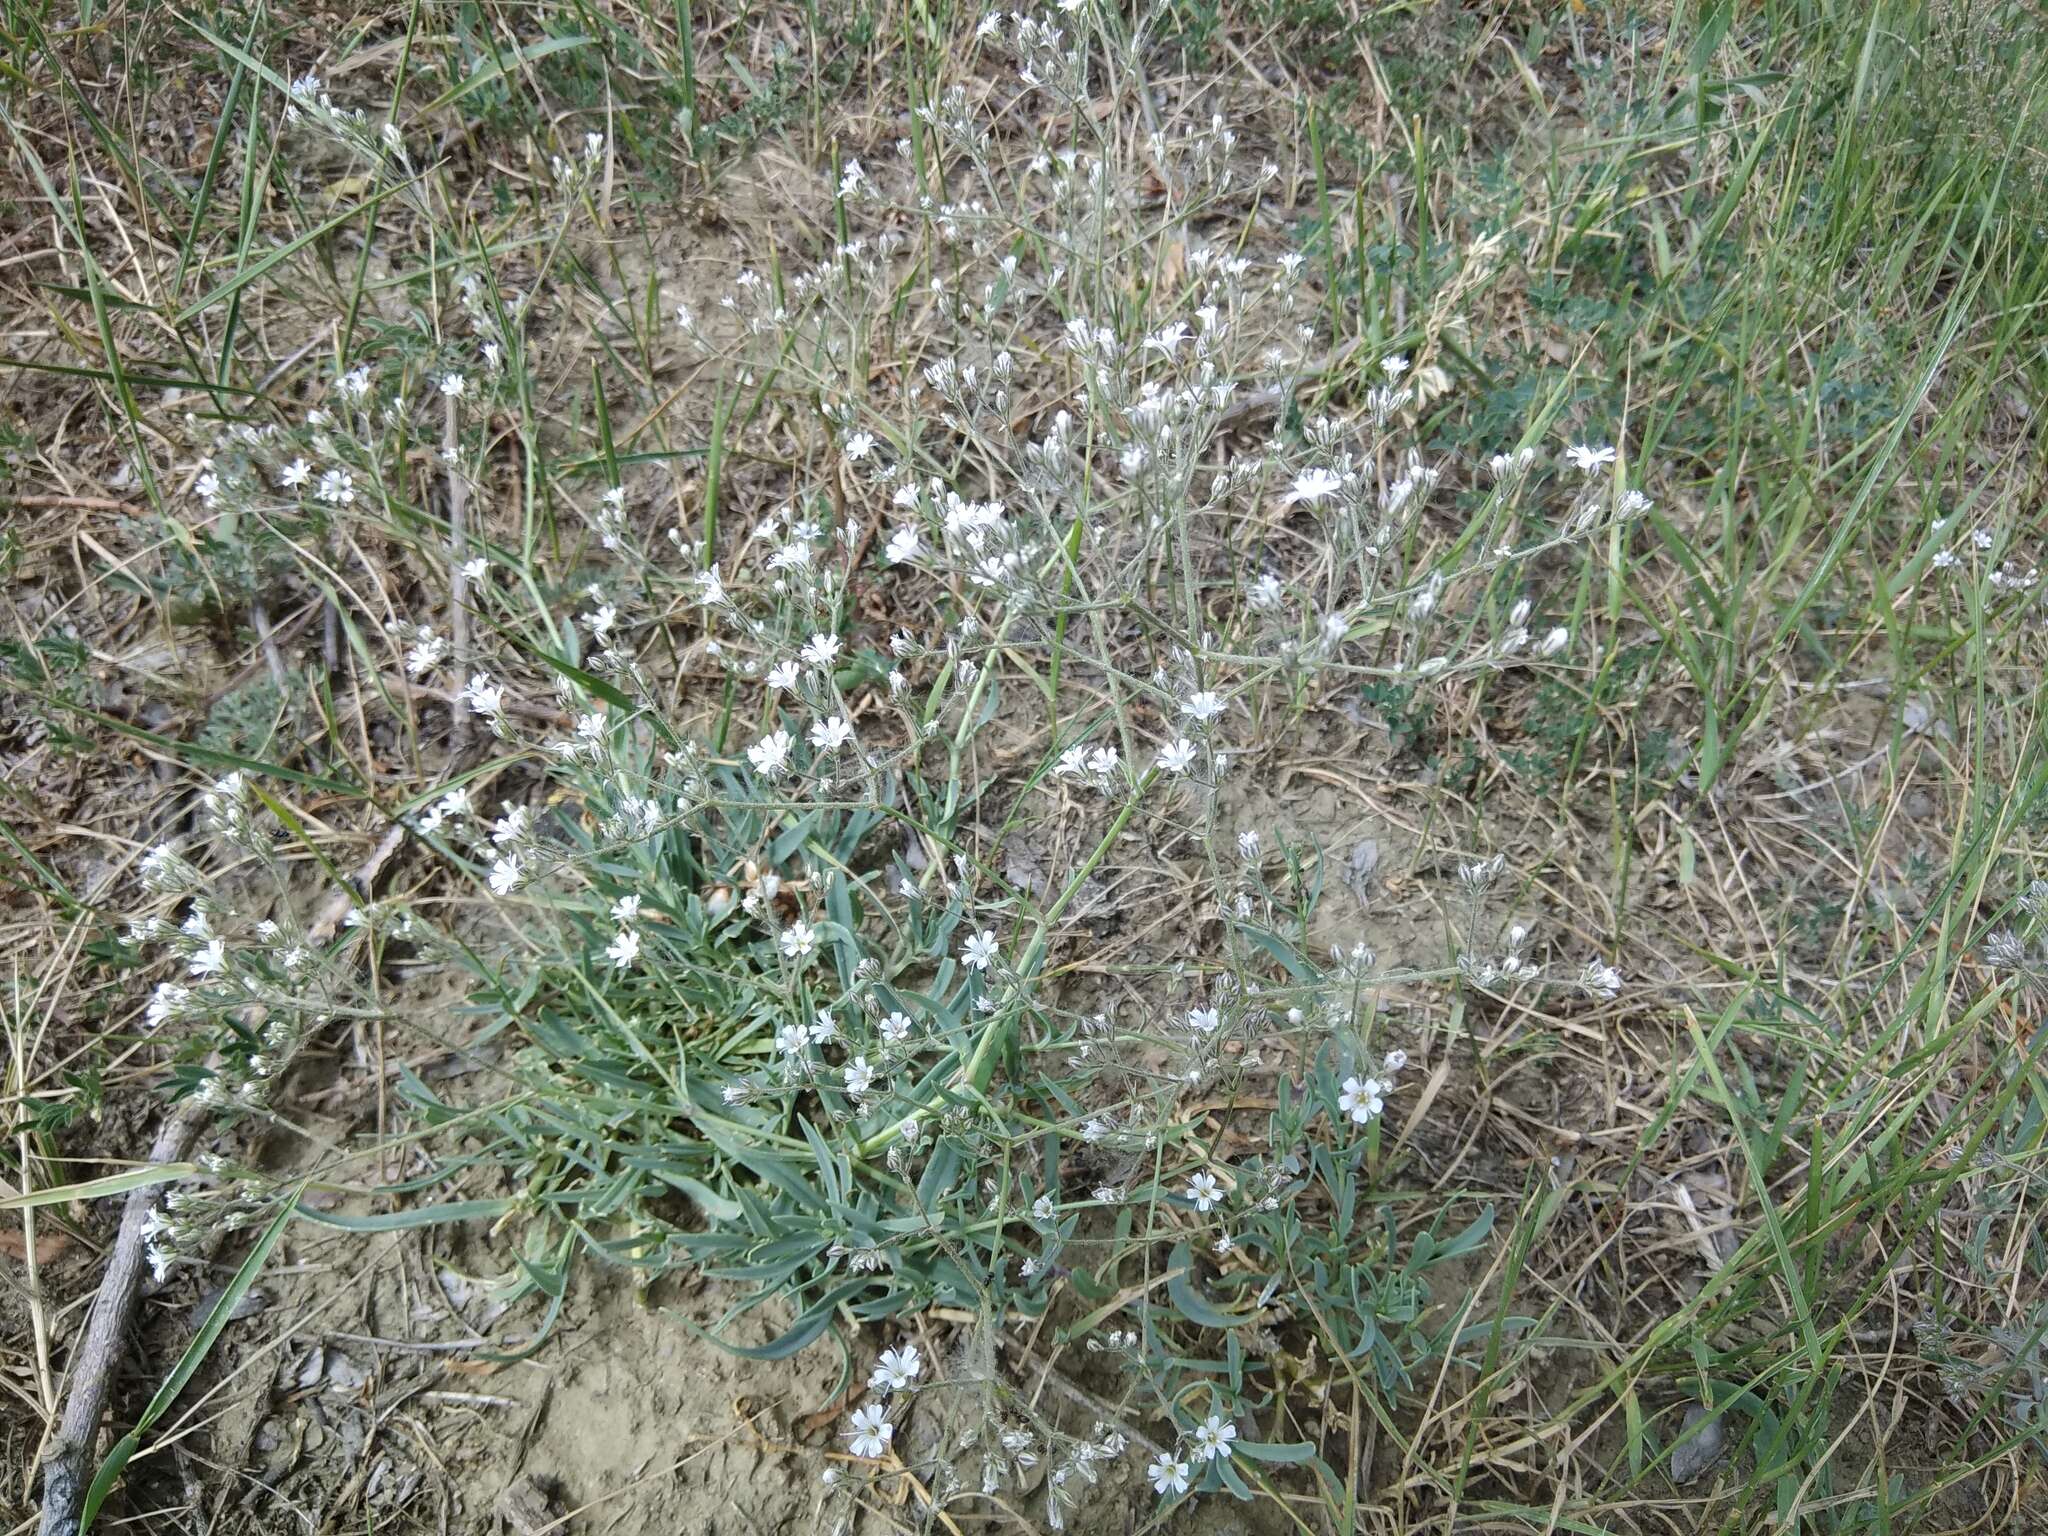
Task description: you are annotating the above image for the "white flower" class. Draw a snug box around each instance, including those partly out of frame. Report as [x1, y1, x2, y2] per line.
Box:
[188, 938, 227, 977]
[1156, 738, 1197, 775]
[316, 468, 355, 505]
[440, 372, 466, 398]
[844, 1055, 875, 1096]
[800, 633, 842, 669]
[488, 856, 522, 895]
[881, 1011, 913, 1042]
[775, 1022, 809, 1059]
[1339, 1076, 1385, 1124]
[460, 556, 489, 582]
[962, 929, 999, 970]
[1537, 626, 1570, 657]
[868, 1343, 922, 1393]
[1191, 1415, 1237, 1461]
[885, 525, 923, 564]
[780, 920, 816, 960]
[747, 728, 794, 780]
[1382, 1048, 1408, 1074]
[1564, 442, 1616, 474]
[605, 928, 641, 969]
[766, 660, 800, 691]
[809, 715, 855, 754]
[845, 430, 877, 461]
[1380, 353, 1410, 378]
[1148, 1455, 1190, 1495]
[337, 365, 371, 400]
[460, 673, 505, 720]
[1185, 1172, 1221, 1212]
[845, 1403, 893, 1460]
[1182, 690, 1225, 722]
[1284, 466, 1343, 506]
[1187, 1007, 1220, 1033]
[279, 458, 311, 488]
[612, 895, 642, 924]
[1144, 320, 1190, 355]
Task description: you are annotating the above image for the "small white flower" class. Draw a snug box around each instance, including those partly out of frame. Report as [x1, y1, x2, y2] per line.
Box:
[809, 715, 854, 754]
[1187, 1007, 1220, 1034]
[440, 372, 466, 398]
[1185, 1172, 1221, 1212]
[1339, 1075, 1385, 1124]
[279, 458, 311, 488]
[748, 728, 794, 780]
[800, 632, 842, 669]
[1284, 466, 1343, 506]
[460, 556, 489, 582]
[844, 1055, 876, 1097]
[605, 928, 641, 969]
[869, 1343, 922, 1393]
[844, 430, 877, 461]
[1564, 442, 1616, 474]
[766, 660, 800, 691]
[780, 920, 816, 960]
[1182, 691, 1225, 723]
[885, 525, 923, 564]
[460, 672, 505, 720]
[188, 938, 227, 977]
[962, 929, 999, 970]
[316, 468, 355, 505]
[1148, 1455, 1190, 1495]
[1156, 738, 1197, 775]
[845, 1404, 893, 1460]
[881, 1011, 913, 1042]
[488, 855, 522, 895]
[775, 1022, 809, 1059]
[1191, 1415, 1237, 1461]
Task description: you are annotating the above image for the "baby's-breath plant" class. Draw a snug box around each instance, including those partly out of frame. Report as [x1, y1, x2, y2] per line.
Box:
[127, 6, 1652, 1522]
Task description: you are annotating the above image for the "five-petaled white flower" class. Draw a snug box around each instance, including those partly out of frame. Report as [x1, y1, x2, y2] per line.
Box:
[1156, 738, 1197, 775]
[748, 728, 794, 780]
[1284, 466, 1343, 506]
[1339, 1075, 1385, 1124]
[606, 928, 641, 969]
[780, 920, 816, 960]
[844, 430, 877, 461]
[845, 1403, 892, 1459]
[868, 1343, 922, 1394]
[1564, 442, 1616, 474]
[881, 1011, 913, 1042]
[809, 715, 854, 754]
[1191, 1415, 1237, 1461]
[962, 929, 999, 970]
[1182, 691, 1225, 722]
[1185, 1172, 1222, 1212]
[844, 1056, 875, 1097]
[800, 632, 842, 669]
[1148, 1455, 1191, 1495]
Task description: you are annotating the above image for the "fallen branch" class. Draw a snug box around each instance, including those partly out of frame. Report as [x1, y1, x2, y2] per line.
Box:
[37, 1099, 208, 1536]
[38, 821, 408, 1536]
